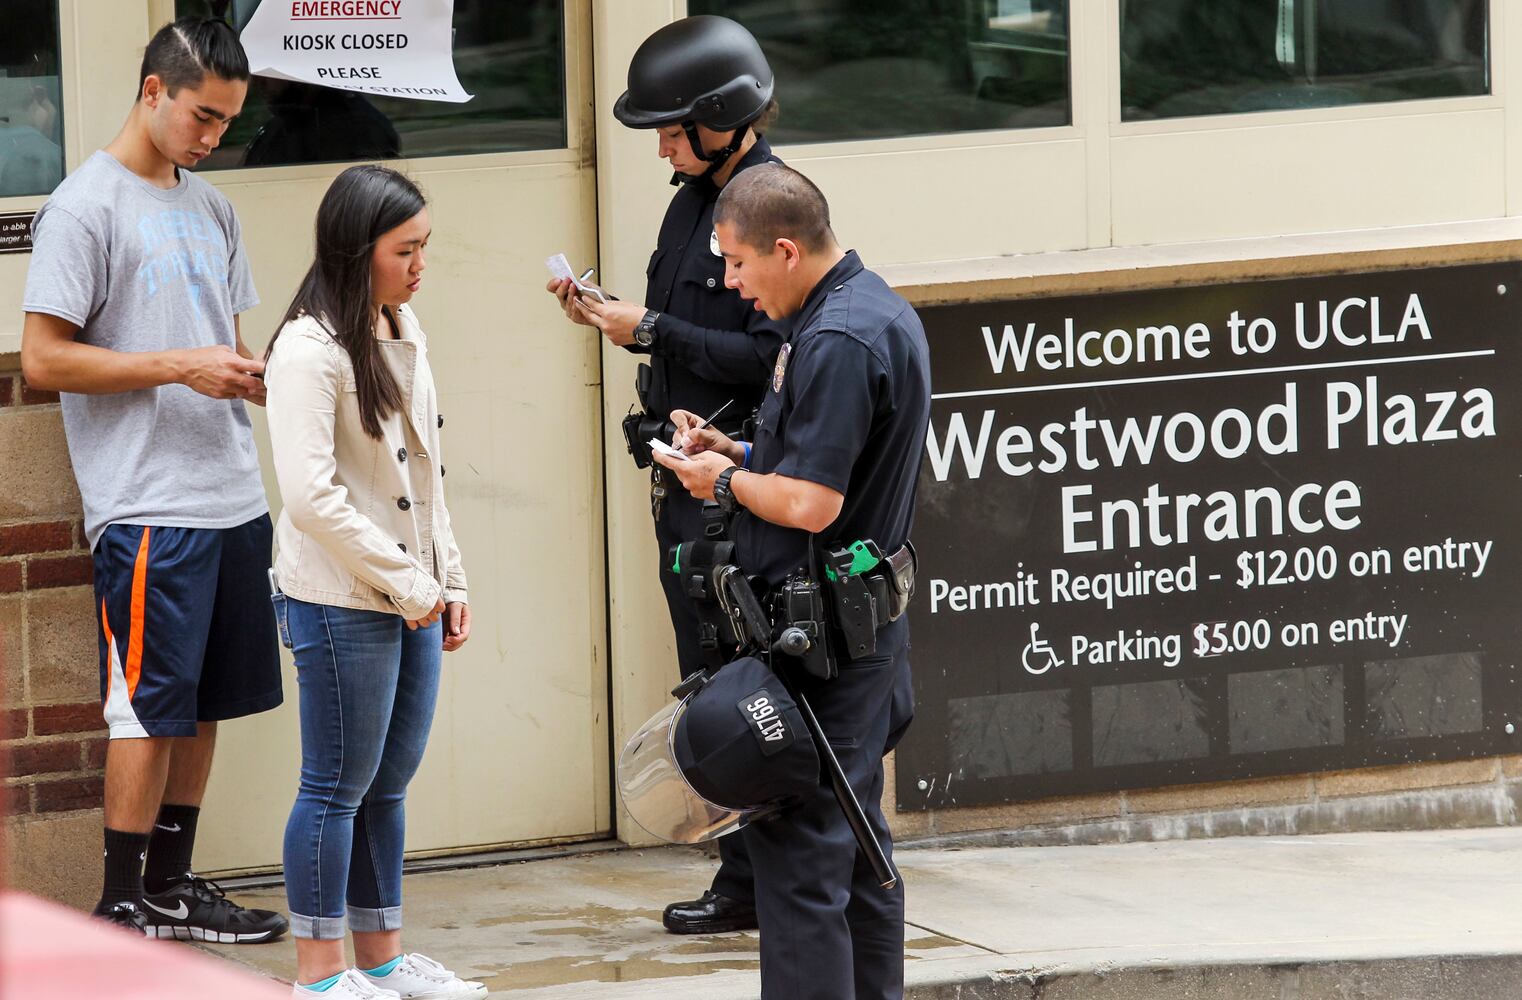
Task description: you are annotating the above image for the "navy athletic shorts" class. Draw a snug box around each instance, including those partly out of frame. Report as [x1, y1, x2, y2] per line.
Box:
[93, 516, 284, 739]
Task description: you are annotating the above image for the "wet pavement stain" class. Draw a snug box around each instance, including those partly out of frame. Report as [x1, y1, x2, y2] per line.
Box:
[481, 953, 760, 990]
[906, 933, 968, 950]
[475, 904, 662, 929]
[905, 931, 989, 962]
[668, 936, 760, 957]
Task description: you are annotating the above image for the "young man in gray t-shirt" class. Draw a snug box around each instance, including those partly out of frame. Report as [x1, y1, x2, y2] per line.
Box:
[21, 17, 285, 943]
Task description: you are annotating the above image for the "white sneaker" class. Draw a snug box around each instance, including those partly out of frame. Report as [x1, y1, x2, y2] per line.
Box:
[358, 954, 488, 999]
[291, 969, 401, 998]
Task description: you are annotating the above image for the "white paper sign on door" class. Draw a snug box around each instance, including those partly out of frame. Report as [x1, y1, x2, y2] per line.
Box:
[240, 0, 473, 104]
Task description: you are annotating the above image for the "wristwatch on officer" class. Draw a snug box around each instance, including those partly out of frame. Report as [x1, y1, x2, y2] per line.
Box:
[633, 309, 661, 348]
[713, 466, 742, 514]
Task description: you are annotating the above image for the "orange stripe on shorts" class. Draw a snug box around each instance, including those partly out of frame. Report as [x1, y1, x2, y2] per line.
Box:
[125, 527, 150, 700]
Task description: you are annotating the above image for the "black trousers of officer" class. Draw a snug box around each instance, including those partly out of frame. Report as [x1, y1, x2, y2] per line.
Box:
[749, 615, 916, 1000]
[654, 477, 755, 905]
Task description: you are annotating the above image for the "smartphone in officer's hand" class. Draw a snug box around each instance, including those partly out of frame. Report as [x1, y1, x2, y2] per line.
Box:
[545, 252, 606, 303]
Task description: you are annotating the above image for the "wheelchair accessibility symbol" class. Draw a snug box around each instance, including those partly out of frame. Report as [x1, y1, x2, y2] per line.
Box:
[1021, 622, 1065, 675]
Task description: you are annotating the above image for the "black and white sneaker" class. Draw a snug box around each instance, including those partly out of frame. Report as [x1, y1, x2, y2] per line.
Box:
[141, 873, 289, 944]
[92, 900, 149, 935]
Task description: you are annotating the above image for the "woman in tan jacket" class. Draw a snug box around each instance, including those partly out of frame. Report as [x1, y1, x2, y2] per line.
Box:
[264, 165, 481, 1000]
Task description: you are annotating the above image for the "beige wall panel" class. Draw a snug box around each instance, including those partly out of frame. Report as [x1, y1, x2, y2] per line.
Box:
[783, 137, 1088, 266]
[1072, 0, 1118, 248]
[594, 0, 687, 848]
[0, 254, 27, 348]
[195, 157, 608, 871]
[1500, 0, 1522, 215]
[69, 0, 151, 158]
[1111, 109, 1507, 247]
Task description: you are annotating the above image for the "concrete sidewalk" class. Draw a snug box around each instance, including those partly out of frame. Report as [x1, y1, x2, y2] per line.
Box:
[202, 827, 1522, 999]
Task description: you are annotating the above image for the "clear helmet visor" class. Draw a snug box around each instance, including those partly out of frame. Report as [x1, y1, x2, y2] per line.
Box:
[617, 696, 774, 844]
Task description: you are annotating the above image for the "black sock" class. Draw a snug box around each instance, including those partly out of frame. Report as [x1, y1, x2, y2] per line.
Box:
[99, 828, 149, 909]
[143, 804, 200, 894]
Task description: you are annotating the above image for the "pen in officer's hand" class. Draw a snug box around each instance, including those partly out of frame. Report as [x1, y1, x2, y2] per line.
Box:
[577, 267, 595, 284]
[692, 398, 733, 432]
[677, 398, 733, 451]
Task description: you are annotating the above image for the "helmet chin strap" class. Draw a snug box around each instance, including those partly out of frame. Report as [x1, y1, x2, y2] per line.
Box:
[670, 120, 752, 186]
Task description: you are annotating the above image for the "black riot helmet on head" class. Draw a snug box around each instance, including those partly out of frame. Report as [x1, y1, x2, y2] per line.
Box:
[614, 15, 774, 178]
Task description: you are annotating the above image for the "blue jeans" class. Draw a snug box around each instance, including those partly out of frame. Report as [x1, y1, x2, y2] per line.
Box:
[275, 595, 441, 940]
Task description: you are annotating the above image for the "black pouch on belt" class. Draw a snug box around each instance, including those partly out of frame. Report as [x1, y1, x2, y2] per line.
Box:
[883, 541, 917, 621]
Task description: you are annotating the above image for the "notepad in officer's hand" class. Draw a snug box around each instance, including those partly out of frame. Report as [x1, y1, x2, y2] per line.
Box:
[649, 438, 690, 462]
[545, 252, 605, 302]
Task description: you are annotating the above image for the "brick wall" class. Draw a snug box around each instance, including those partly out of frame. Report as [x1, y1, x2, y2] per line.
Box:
[0, 370, 104, 908]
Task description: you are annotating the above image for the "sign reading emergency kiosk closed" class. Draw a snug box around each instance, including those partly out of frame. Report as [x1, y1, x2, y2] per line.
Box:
[898, 263, 1522, 810]
[240, 0, 473, 102]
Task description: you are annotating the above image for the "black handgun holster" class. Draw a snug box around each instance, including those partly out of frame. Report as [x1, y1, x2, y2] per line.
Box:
[623, 363, 674, 470]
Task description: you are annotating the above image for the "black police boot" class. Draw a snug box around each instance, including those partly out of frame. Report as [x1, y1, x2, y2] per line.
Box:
[662, 890, 758, 934]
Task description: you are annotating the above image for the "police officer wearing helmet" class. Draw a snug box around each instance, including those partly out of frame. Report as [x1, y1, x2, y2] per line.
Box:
[652, 163, 930, 1000]
[545, 14, 785, 936]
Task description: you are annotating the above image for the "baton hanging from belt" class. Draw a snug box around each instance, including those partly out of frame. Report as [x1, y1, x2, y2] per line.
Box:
[773, 625, 899, 890]
[799, 536, 898, 889]
[717, 567, 899, 890]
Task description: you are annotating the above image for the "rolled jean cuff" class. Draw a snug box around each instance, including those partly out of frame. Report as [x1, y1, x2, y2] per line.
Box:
[290, 912, 347, 940]
[348, 903, 403, 933]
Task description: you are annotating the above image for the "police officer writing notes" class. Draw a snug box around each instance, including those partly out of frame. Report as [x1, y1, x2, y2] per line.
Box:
[653, 164, 931, 1000]
[545, 15, 785, 936]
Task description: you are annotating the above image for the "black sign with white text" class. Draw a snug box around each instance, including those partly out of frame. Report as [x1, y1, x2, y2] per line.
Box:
[0, 212, 35, 255]
[895, 262, 1522, 811]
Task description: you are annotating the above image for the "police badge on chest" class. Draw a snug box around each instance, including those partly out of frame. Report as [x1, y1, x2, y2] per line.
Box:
[772, 342, 791, 393]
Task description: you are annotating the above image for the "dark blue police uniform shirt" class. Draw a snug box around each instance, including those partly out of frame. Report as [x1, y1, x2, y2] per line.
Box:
[735, 250, 932, 588]
[636, 137, 787, 431]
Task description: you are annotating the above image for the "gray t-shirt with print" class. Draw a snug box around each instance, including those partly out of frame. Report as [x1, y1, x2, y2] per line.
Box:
[22, 151, 267, 549]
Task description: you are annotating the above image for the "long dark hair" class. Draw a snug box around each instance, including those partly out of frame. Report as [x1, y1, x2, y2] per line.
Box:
[269, 165, 424, 439]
